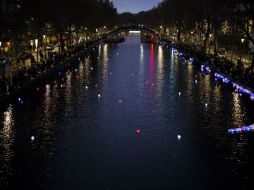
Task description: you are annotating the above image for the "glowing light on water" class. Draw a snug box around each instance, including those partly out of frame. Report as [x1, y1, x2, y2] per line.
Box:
[31, 136, 35, 141]
[136, 129, 141, 134]
[177, 135, 181, 140]
[228, 124, 254, 134]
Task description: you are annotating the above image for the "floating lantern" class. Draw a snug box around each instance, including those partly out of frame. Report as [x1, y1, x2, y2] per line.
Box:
[177, 135, 181, 140]
[136, 129, 141, 134]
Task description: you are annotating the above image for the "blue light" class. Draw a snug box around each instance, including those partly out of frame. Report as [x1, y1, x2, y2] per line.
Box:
[250, 94, 254, 101]
[201, 65, 210, 73]
[228, 124, 254, 134]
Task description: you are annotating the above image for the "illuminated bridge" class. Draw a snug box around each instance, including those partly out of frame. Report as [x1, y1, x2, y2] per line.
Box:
[101, 25, 160, 42]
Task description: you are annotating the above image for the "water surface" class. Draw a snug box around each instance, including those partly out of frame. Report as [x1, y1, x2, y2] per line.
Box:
[1, 36, 254, 190]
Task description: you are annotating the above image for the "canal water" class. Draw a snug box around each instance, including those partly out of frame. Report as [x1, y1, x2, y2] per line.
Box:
[1, 36, 254, 190]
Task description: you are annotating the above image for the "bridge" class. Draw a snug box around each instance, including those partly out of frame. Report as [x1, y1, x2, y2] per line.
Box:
[101, 25, 160, 43]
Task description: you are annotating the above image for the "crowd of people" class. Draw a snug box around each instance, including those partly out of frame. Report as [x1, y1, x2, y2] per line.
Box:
[172, 42, 254, 89]
[0, 43, 87, 97]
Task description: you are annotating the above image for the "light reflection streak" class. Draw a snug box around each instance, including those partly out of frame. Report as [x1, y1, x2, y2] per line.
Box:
[0, 105, 15, 182]
[138, 44, 145, 85]
[148, 44, 155, 87]
[64, 72, 73, 115]
[200, 75, 211, 104]
[185, 61, 193, 99]
[231, 93, 244, 127]
[157, 46, 163, 72]
[84, 57, 91, 84]
[2, 105, 15, 145]
[102, 44, 109, 80]
[156, 46, 164, 97]
[140, 44, 144, 63]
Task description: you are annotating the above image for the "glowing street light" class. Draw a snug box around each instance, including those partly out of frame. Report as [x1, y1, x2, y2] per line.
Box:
[240, 38, 245, 63]
[35, 39, 39, 63]
[43, 35, 47, 59]
[35, 39, 38, 48]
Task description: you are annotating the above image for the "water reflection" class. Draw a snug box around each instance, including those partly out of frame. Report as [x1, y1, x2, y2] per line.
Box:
[102, 44, 109, 80]
[140, 44, 144, 62]
[147, 44, 155, 98]
[156, 46, 164, 97]
[0, 105, 15, 186]
[232, 93, 244, 127]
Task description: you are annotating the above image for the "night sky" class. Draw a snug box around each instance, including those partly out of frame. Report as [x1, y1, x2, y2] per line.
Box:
[112, 0, 163, 13]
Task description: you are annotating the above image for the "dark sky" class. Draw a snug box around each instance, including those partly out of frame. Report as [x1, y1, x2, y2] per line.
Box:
[112, 0, 163, 13]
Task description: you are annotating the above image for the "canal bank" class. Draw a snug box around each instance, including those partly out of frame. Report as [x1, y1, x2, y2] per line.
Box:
[162, 38, 254, 103]
[0, 39, 104, 105]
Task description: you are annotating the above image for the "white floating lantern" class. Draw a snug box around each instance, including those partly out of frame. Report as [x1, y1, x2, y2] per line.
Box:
[31, 136, 35, 141]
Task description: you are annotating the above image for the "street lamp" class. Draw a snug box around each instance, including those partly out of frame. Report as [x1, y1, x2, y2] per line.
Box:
[43, 35, 47, 59]
[209, 34, 212, 54]
[190, 31, 194, 44]
[35, 39, 39, 63]
[159, 26, 163, 39]
[240, 38, 245, 63]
